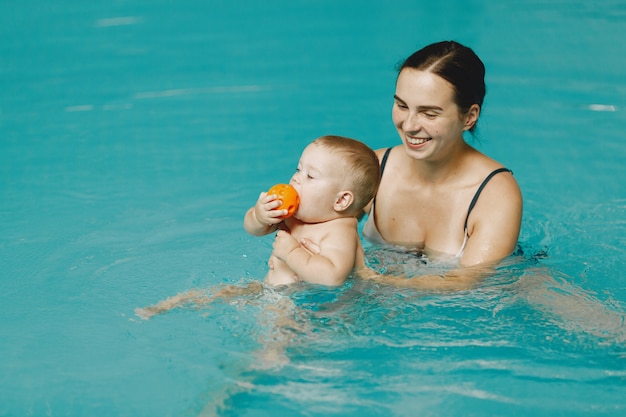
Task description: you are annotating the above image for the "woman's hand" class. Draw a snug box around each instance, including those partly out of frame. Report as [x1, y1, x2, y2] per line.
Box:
[299, 237, 321, 255]
[272, 230, 301, 262]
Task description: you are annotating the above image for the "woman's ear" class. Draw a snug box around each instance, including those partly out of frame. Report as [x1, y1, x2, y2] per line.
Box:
[334, 191, 354, 212]
[463, 104, 481, 131]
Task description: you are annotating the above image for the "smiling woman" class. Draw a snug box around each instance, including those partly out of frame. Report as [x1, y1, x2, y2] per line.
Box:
[358, 40, 523, 288]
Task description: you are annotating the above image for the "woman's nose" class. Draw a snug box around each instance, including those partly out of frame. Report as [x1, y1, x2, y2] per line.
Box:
[403, 111, 422, 132]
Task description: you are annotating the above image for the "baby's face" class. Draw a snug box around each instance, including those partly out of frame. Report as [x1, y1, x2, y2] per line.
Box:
[288, 143, 346, 223]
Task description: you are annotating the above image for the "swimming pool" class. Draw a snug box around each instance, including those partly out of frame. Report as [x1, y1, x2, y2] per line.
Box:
[1, 0, 625, 416]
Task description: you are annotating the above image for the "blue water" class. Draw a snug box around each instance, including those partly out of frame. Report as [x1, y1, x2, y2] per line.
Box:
[1, 1, 625, 416]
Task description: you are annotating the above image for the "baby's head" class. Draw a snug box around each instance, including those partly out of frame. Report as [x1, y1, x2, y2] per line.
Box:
[314, 135, 380, 215]
[290, 135, 379, 221]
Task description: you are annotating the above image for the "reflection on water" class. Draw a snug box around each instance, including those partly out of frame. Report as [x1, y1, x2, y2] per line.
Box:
[138, 242, 626, 415]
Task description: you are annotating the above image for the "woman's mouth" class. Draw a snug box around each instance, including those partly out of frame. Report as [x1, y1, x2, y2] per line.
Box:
[407, 136, 432, 145]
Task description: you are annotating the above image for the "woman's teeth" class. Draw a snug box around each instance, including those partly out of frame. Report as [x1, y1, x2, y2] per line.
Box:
[407, 137, 431, 145]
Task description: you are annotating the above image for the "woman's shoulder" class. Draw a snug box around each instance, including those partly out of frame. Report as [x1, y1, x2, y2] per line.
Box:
[451, 149, 522, 217]
[466, 152, 522, 214]
[373, 146, 407, 175]
[373, 145, 402, 159]
[466, 147, 517, 184]
[477, 165, 521, 199]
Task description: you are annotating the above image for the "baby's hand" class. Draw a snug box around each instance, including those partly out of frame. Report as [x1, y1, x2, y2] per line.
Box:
[272, 230, 300, 261]
[254, 191, 289, 226]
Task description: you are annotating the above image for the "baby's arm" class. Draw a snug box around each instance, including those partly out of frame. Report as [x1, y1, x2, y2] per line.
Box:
[272, 226, 357, 286]
[244, 191, 290, 236]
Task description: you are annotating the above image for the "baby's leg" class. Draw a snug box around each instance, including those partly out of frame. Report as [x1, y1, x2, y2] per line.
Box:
[212, 281, 264, 300]
[135, 289, 209, 319]
[253, 296, 298, 370]
[135, 282, 264, 320]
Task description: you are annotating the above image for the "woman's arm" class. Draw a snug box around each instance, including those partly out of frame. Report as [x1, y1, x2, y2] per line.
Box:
[298, 237, 492, 291]
[460, 170, 522, 267]
[355, 263, 497, 291]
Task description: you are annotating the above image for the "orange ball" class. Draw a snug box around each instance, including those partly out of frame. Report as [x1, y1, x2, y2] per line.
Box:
[267, 183, 300, 218]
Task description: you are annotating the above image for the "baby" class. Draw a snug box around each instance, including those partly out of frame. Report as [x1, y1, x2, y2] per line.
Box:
[245, 135, 380, 286]
[135, 135, 379, 319]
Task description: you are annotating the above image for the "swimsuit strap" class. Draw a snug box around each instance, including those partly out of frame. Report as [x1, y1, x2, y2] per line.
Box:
[372, 148, 393, 206]
[463, 168, 513, 232]
[380, 147, 392, 177]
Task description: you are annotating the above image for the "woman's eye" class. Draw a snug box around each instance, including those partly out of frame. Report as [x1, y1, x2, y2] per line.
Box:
[424, 112, 438, 119]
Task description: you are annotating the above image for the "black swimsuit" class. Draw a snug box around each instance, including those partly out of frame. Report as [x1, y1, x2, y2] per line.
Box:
[362, 147, 512, 256]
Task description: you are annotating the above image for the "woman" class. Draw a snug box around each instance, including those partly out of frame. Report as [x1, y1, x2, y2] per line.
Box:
[308, 41, 523, 290]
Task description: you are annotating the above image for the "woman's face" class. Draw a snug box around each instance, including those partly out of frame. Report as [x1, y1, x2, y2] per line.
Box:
[392, 68, 477, 161]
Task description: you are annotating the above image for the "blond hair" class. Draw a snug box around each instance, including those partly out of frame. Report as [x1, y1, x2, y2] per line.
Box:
[312, 135, 380, 216]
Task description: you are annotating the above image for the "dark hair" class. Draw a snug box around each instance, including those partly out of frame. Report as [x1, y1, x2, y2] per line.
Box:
[398, 41, 486, 132]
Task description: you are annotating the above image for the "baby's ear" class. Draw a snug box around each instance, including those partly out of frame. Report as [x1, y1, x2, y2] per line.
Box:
[334, 191, 354, 212]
